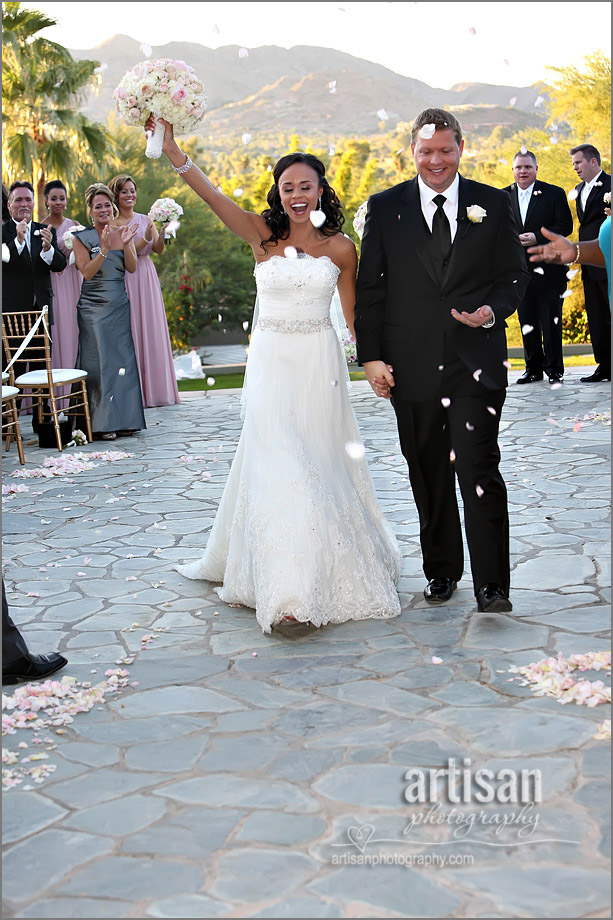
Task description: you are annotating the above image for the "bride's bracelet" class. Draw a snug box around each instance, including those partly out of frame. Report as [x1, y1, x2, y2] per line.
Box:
[172, 155, 193, 175]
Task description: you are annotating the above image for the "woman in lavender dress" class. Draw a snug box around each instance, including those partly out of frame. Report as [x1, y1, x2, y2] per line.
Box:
[41, 181, 83, 380]
[108, 174, 180, 408]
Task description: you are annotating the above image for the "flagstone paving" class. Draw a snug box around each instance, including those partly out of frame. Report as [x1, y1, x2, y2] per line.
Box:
[2, 369, 610, 919]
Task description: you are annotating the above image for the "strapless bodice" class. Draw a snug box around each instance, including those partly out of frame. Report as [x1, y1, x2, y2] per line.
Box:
[254, 254, 340, 322]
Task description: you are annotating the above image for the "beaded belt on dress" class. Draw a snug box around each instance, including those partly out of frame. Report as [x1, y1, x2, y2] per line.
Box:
[257, 316, 333, 333]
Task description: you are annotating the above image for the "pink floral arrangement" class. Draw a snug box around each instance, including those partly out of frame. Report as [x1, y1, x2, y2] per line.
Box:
[113, 58, 207, 159]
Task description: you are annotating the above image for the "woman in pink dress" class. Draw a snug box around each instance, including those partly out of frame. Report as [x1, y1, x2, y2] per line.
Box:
[42, 180, 83, 374]
[108, 174, 180, 407]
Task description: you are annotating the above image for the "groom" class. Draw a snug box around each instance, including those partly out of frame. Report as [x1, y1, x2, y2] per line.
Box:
[355, 108, 529, 612]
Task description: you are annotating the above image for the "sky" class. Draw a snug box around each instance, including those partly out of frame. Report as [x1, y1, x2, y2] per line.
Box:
[27, 1, 611, 90]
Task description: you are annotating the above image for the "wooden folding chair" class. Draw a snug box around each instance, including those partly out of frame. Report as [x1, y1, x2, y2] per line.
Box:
[2, 307, 93, 452]
[2, 373, 25, 464]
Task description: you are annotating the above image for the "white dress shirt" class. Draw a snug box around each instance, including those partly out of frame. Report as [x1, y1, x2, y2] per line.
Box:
[581, 170, 603, 211]
[418, 173, 459, 241]
[417, 173, 494, 327]
[517, 183, 534, 224]
[12, 220, 55, 264]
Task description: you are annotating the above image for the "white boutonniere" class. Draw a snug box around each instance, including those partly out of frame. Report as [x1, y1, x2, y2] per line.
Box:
[466, 204, 487, 223]
[594, 181, 603, 187]
[533, 190, 542, 196]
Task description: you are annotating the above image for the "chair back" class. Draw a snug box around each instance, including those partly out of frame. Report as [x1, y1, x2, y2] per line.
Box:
[2, 307, 53, 383]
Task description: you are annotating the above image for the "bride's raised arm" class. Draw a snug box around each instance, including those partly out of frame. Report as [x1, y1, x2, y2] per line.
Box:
[147, 116, 267, 251]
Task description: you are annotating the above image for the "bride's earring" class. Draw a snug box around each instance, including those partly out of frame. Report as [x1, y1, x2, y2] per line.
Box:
[310, 197, 326, 228]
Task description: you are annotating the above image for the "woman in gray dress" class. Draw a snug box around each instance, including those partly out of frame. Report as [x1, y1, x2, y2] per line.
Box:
[72, 183, 145, 440]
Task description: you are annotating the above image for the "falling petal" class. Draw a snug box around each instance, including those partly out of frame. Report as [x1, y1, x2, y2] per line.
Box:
[118, 367, 126, 376]
[449, 449, 456, 462]
[252, 652, 258, 657]
[377, 108, 389, 121]
[567, 189, 579, 201]
[206, 377, 216, 386]
[503, 360, 512, 369]
[310, 210, 326, 228]
[561, 290, 573, 299]
[566, 268, 579, 280]
[522, 324, 534, 334]
[345, 441, 366, 460]
[331, 379, 338, 387]
[509, 97, 517, 106]
[498, 158, 508, 165]
[553, 317, 559, 324]
[550, 136, 558, 145]
[241, 133, 252, 145]
[432, 656, 444, 664]
[533, 267, 545, 275]
[574, 422, 583, 432]
[468, 26, 476, 34]
[466, 422, 475, 431]
[242, 321, 249, 331]
[329, 146, 336, 156]
[140, 42, 153, 57]
[534, 95, 545, 107]
[419, 123, 436, 140]
[472, 369, 482, 381]
[475, 485, 485, 497]
[520, 145, 528, 155]
[487, 406, 497, 415]
[284, 246, 298, 259]
[441, 397, 451, 408]
[238, 47, 249, 59]
[233, 188, 243, 197]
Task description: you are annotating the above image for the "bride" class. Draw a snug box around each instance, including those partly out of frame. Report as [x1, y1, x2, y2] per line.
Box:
[149, 116, 401, 633]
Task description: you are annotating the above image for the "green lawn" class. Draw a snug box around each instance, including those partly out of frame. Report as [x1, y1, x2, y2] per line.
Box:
[178, 354, 595, 392]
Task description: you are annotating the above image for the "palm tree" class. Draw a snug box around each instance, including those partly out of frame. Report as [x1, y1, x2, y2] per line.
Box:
[2, 1, 114, 218]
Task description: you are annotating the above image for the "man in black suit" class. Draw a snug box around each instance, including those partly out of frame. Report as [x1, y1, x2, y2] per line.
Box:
[570, 144, 611, 382]
[355, 108, 529, 613]
[504, 150, 573, 385]
[2, 181, 66, 425]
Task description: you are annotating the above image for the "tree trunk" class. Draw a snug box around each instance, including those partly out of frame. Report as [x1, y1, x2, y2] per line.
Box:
[36, 169, 46, 222]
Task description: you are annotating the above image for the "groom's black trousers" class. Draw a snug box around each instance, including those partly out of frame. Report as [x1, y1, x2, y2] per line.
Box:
[391, 357, 509, 596]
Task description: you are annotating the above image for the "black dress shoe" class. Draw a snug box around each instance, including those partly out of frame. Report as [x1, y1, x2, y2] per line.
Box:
[2, 652, 68, 686]
[476, 584, 512, 613]
[424, 577, 457, 603]
[580, 367, 611, 383]
[548, 373, 563, 384]
[516, 371, 543, 385]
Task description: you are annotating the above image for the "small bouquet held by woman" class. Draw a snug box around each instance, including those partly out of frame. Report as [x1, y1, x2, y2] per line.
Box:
[113, 58, 206, 159]
[147, 198, 184, 243]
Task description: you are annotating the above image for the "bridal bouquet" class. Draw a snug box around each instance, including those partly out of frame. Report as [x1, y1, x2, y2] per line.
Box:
[353, 200, 368, 240]
[342, 331, 357, 364]
[113, 58, 207, 159]
[148, 198, 184, 241]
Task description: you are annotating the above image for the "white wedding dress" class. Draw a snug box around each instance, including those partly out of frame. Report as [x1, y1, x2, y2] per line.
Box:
[176, 254, 401, 633]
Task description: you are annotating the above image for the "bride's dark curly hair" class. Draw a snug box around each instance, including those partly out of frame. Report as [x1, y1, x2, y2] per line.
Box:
[260, 153, 344, 252]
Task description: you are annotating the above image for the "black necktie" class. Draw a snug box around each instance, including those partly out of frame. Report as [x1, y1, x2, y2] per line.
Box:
[431, 194, 452, 259]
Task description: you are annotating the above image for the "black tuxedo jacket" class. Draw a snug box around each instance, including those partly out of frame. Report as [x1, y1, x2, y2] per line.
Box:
[504, 179, 573, 287]
[2, 220, 66, 324]
[574, 170, 611, 282]
[355, 175, 530, 400]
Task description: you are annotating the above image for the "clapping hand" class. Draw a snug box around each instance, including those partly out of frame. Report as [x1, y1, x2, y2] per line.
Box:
[120, 222, 139, 246]
[15, 219, 28, 244]
[527, 226, 576, 265]
[39, 226, 53, 251]
[100, 225, 111, 255]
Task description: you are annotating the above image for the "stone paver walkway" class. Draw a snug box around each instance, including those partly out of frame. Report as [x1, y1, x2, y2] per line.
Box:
[2, 369, 610, 919]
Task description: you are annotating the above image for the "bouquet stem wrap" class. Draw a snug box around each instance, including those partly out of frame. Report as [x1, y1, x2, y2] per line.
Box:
[145, 120, 165, 159]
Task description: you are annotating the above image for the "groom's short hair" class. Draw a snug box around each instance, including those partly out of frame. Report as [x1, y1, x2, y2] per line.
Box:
[412, 109, 463, 147]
